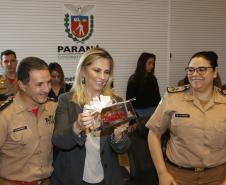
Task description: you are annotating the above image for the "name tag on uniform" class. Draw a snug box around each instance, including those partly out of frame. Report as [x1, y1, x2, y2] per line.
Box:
[13, 126, 27, 132]
[175, 114, 190, 118]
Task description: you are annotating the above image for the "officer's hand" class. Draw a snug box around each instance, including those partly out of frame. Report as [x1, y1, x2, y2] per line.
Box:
[158, 171, 178, 185]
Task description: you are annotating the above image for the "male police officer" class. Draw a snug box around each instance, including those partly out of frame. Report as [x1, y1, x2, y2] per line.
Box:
[0, 50, 18, 104]
[0, 57, 57, 185]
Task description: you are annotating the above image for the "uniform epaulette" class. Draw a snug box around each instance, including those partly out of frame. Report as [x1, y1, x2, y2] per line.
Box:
[0, 74, 4, 81]
[47, 97, 57, 102]
[218, 88, 226, 96]
[0, 99, 13, 111]
[167, 84, 190, 93]
[0, 75, 6, 89]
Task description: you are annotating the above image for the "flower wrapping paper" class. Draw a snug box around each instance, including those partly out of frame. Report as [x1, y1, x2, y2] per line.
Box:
[83, 95, 112, 113]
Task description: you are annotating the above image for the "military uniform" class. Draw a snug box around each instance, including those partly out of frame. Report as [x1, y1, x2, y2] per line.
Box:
[146, 85, 226, 185]
[0, 75, 18, 105]
[0, 92, 57, 184]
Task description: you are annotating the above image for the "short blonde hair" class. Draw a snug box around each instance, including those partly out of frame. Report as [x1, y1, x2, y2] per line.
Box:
[71, 48, 114, 106]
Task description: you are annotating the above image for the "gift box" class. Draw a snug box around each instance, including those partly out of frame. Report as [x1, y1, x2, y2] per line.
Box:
[100, 100, 137, 130]
[83, 96, 137, 135]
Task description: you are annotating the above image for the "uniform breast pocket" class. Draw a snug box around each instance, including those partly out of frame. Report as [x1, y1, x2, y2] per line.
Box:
[42, 124, 54, 149]
[171, 113, 193, 128]
[10, 126, 32, 145]
[171, 113, 202, 140]
[209, 120, 226, 149]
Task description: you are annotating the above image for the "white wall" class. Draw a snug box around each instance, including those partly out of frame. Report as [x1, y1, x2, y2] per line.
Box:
[0, 0, 169, 98]
[1, 0, 226, 98]
[170, 0, 226, 86]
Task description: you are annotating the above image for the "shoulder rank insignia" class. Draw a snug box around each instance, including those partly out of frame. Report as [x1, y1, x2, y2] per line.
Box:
[0, 75, 6, 90]
[0, 99, 13, 111]
[218, 88, 226, 96]
[47, 97, 57, 102]
[167, 84, 190, 93]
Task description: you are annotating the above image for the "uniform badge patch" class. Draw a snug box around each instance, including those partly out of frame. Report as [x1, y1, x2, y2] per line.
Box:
[45, 115, 55, 125]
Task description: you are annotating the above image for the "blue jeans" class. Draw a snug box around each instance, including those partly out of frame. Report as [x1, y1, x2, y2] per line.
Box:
[135, 106, 157, 117]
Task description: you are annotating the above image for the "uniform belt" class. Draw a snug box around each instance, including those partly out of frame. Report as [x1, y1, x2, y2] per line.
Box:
[166, 158, 210, 172]
[5, 178, 48, 185]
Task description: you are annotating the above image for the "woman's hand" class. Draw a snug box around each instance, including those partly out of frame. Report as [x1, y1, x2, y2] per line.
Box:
[113, 123, 129, 142]
[158, 171, 178, 185]
[73, 112, 95, 134]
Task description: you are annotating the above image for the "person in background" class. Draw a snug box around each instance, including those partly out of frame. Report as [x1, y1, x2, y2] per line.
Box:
[48, 62, 71, 101]
[126, 52, 160, 185]
[126, 52, 161, 117]
[51, 48, 131, 185]
[147, 51, 226, 185]
[0, 57, 57, 185]
[0, 49, 18, 104]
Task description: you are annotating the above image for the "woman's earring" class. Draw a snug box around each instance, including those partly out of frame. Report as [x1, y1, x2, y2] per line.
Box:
[82, 77, 85, 84]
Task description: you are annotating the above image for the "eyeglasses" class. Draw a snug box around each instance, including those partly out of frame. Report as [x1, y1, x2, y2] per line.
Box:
[185, 66, 213, 75]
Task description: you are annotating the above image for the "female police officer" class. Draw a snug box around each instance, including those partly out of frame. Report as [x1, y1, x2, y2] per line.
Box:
[146, 51, 226, 185]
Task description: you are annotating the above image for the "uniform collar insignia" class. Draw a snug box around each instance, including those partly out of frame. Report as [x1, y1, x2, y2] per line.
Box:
[218, 88, 226, 96]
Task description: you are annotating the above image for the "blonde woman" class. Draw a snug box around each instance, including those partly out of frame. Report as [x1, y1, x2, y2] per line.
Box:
[52, 48, 130, 185]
